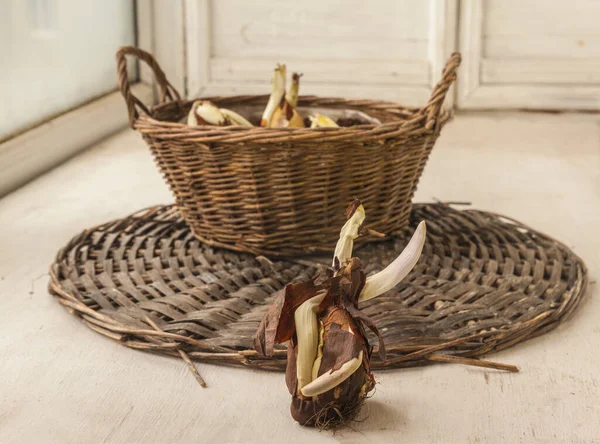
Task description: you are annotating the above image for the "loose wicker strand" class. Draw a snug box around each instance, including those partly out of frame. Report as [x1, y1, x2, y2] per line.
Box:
[144, 316, 208, 388]
[427, 353, 519, 373]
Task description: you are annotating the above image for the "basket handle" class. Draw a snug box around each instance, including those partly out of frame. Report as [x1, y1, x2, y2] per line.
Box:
[116, 46, 182, 128]
[423, 52, 462, 129]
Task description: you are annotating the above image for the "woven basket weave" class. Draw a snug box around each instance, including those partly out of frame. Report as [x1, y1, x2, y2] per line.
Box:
[116, 47, 461, 257]
[49, 204, 588, 372]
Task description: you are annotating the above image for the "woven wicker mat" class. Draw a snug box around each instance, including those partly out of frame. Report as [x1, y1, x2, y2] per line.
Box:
[49, 204, 587, 371]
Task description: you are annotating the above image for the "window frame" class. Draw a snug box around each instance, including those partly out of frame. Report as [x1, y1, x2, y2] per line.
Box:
[0, 0, 185, 197]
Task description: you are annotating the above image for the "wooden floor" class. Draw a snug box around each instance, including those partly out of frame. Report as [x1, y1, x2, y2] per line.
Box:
[1, 112, 598, 444]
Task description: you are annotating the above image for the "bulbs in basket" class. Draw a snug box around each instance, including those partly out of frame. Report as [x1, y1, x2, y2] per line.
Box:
[187, 100, 253, 127]
[254, 199, 426, 428]
[261, 65, 305, 128]
[309, 114, 339, 128]
[186, 65, 348, 129]
[260, 64, 286, 127]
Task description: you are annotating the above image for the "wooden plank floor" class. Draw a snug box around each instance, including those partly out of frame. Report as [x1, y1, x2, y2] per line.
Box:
[0, 112, 598, 444]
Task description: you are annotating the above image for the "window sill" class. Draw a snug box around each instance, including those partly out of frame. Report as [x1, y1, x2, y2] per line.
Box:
[0, 83, 153, 198]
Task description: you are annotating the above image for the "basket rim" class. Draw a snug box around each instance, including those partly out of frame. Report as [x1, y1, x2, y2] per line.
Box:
[117, 46, 461, 137]
[133, 95, 453, 145]
[142, 94, 452, 133]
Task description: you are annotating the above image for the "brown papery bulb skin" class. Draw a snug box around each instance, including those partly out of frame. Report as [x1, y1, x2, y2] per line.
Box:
[290, 365, 374, 427]
[254, 198, 428, 428]
[252, 198, 417, 429]
[286, 306, 375, 427]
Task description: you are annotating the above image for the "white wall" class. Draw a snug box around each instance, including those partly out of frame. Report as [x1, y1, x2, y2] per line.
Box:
[0, 0, 135, 140]
[185, 0, 457, 107]
[187, 0, 600, 111]
[458, 0, 600, 109]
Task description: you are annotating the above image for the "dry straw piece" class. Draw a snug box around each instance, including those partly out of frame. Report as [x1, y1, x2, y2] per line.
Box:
[116, 47, 461, 256]
[49, 204, 587, 381]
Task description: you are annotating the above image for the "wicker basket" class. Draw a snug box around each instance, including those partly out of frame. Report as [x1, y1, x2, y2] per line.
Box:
[116, 47, 461, 256]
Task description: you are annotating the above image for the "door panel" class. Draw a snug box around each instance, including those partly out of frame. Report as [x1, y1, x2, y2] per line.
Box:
[458, 0, 600, 109]
[185, 0, 457, 107]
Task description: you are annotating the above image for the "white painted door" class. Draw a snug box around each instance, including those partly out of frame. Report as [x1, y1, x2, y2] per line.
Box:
[458, 0, 600, 110]
[185, 0, 458, 108]
[0, 0, 135, 139]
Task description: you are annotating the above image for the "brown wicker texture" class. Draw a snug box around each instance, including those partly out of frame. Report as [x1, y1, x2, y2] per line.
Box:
[49, 204, 587, 371]
[116, 47, 461, 257]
